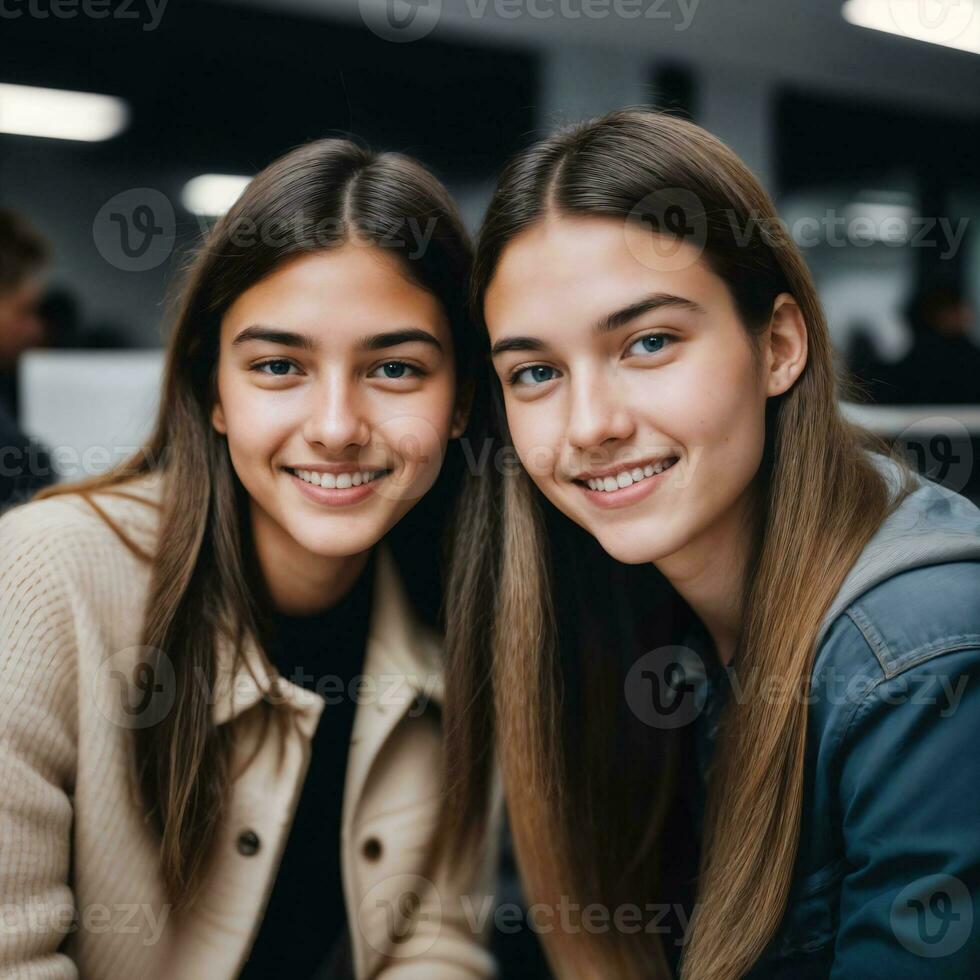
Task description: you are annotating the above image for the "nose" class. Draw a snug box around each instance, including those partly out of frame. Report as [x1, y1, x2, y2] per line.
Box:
[565, 367, 635, 452]
[302, 373, 370, 453]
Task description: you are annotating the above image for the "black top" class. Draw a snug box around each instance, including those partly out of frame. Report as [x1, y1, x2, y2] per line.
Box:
[239, 553, 375, 980]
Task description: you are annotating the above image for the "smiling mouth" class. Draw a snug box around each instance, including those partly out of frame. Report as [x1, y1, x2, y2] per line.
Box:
[282, 466, 391, 490]
[575, 456, 679, 493]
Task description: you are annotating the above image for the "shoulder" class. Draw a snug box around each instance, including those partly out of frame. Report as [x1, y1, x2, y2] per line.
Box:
[0, 470, 163, 568]
[814, 561, 980, 687]
[0, 471, 164, 631]
[843, 561, 980, 677]
[808, 562, 980, 759]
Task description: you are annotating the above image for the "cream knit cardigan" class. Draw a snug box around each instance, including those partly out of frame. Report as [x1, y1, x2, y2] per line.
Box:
[0, 473, 497, 979]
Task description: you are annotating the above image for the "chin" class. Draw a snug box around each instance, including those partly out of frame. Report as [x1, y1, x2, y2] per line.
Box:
[590, 529, 662, 566]
[587, 528, 676, 565]
[287, 522, 386, 559]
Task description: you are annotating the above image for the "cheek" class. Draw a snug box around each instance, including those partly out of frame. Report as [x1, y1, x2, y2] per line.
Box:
[663, 347, 764, 446]
[504, 399, 563, 480]
[220, 380, 294, 455]
[668, 350, 767, 496]
[369, 384, 456, 501]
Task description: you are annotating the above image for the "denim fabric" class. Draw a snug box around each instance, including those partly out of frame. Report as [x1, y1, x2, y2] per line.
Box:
[685, 455, 980, 978]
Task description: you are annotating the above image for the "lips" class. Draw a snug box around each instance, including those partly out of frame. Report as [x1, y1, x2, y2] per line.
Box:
[573, 456, 679, 491]
[284, 466, 389, 490]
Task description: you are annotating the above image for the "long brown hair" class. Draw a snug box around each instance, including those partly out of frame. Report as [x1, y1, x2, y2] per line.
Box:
[441, 108, 914, 978]
[27, 138, 475, 909]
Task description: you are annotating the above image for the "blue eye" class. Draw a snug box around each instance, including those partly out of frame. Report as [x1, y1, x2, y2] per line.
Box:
[370, 361, 420, 380]
[511, 365, 559, 387]
[252, 358, 297, 376]
[628, 334, 671, 356]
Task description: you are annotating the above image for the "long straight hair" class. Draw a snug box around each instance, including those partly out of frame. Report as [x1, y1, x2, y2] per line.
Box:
[28, 139, 475, 909]
[440, 108, 914, 979]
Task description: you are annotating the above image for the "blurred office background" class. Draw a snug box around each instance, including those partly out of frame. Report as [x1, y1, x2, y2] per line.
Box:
[1, 1, 979, 974]
[2, 0, 980, 507]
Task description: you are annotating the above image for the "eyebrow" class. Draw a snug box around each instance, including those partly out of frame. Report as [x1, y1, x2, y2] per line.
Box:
[489, 292, 705, 358]
[596, 292, 706, 333]
[231, 325, 443, 353]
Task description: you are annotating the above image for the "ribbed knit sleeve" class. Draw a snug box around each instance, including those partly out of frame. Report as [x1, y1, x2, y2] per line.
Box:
[0, 498, 84, 979]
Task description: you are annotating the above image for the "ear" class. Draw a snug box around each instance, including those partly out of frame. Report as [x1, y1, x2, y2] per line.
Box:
[764, 293, 808, 397]
[211, 400, 227, 435]
[450, 380, 474, 440]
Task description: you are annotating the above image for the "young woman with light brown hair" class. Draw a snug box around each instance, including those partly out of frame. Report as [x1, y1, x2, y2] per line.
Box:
[440, 109, 980, 979]
[0, 140, 496, 979]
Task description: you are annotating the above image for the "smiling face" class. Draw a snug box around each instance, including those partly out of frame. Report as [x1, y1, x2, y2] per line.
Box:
[211, 244, 462, 569]
[484, 214, 806, 573]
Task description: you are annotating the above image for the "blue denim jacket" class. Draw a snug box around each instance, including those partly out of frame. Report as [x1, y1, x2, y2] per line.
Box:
[687, 453, 980, 978]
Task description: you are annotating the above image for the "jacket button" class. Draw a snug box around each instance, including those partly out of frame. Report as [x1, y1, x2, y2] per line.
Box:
[361, 837, 383, 862]
[236, 829, 261, 856]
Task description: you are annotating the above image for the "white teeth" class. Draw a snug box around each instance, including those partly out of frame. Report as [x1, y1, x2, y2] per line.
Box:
[290, 468, 383, 489]
[585, 458, 677, 493]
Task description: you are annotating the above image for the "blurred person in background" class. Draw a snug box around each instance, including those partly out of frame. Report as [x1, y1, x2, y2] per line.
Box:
[891, 281, 980, 405]
[0, 208, 55, 510]
[847, 280, 980, 406]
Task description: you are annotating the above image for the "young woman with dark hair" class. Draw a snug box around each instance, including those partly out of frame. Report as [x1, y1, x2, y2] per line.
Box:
[0, 139, 496, 979]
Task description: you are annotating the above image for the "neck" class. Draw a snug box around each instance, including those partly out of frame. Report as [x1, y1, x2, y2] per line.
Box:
[250, 501, 371, 616]
[654, 490, 756, 667]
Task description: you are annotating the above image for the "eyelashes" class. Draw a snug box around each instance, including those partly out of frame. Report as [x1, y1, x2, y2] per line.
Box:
[367, 361, 426, 380]
[506, 333, 674, 387]
[507, 364, 559, 387]
[249, 358, 427, 380]
[627, 333, 672, 356]
[250, 358, 299, 377]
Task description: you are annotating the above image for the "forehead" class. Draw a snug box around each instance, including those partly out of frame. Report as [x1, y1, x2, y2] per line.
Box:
[222, 244, 447, 339]
[483, 214, 729, 335]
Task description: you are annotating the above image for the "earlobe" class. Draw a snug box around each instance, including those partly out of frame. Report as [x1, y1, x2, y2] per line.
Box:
[450, 382, 474, 439]
[211, 402, 227, 435]
[766, 293, 808, 398]
[450, 405, 468, 440]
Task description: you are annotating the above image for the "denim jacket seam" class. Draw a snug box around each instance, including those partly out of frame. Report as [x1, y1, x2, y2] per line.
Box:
[822, 617, 879, 821]
[844, 600, 980, 679]
[843, 604, 890, 675]
[833, 622, 980, 765]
